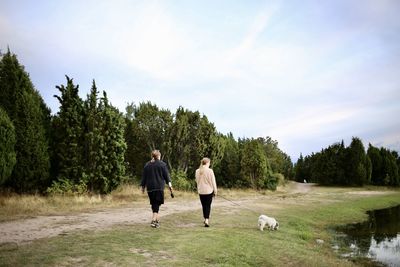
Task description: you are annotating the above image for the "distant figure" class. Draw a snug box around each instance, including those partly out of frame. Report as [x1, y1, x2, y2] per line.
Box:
[195, 157, 218, 227]
[141, 150, 172, 228]
[304, 179, 307, 184]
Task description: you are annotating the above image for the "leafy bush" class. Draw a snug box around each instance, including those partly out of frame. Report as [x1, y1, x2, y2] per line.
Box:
[47, 178, 87, 195]
[258, 171, 281, 191]
[171, 169, 194, 191]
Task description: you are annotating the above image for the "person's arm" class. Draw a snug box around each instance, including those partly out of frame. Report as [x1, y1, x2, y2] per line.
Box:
[163, 164, 172, 189]
[210, 169, 217, 196]
[140, 164, 147, 193]
[195, 169, 200, 191]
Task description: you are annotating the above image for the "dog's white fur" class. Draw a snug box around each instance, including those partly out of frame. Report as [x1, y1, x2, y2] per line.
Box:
[258, 215, 279, 231]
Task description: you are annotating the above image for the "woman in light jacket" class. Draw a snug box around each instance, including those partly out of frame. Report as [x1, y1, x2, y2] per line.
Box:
[195, 157, 218, 227]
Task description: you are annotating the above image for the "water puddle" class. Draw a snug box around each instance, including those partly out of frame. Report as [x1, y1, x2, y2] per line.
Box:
[333, 205, 400, 266]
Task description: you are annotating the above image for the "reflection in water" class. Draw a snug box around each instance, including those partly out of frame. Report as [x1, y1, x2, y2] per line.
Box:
[335, 205, 400, 266]
[368, 235, 400, 266]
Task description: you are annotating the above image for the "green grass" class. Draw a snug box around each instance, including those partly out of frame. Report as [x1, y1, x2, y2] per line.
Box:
[1, 186, 399, 266]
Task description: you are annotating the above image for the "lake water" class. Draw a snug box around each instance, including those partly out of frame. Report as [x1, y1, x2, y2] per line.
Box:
[334, 205, 400, 266]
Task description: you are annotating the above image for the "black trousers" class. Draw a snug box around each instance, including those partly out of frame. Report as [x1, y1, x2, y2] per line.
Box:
[148, 190, 164, 213]
[199, 193, 214, 219]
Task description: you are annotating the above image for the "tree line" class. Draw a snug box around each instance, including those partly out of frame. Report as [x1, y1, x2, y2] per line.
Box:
[2, 50, 398, 193]
[0, 50, 293, 194]
[294, 137, 400, 186]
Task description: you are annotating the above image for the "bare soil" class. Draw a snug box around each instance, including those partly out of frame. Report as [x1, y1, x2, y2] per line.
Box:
[0, 192, 263, 245]
[0, 182, 387, 245]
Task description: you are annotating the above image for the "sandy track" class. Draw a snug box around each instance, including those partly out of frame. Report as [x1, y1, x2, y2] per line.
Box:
[0, 197, 256, 245]
[0, 183, 314, 245]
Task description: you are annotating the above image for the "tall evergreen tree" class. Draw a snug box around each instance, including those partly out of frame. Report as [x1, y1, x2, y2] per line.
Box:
[0, 107, 16, 185]
[393, 151, 400, 183]
[311, 142, 347, 185]
[83, 80, 104, 192]
[380, 148, 399, 186]
[124, 102, 172, 177]
[294, 154, 305, 182]
[166, 107, 224, 178]
[240, 139, 269, 189]
[257, 136, 293, 180]
[52, 76, 85, 185]
[166, 107, 197, 173]
[97, 91, 126, 192]
[336, 140, 347, 185]
[345, 137, 370, 185]
[214, 133, 242, 187]
[367, 144, 382, 184]
[0, 50, 50, 192]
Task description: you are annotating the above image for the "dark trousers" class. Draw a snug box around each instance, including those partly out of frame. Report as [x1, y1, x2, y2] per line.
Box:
[199, 193, 213, 219]
[148, 190, 164, 213]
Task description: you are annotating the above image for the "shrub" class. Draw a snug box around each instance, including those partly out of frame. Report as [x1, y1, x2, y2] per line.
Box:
[46, 178, 87, 195]
[258, 171, 281, 191]
[171, 169, 194, 191]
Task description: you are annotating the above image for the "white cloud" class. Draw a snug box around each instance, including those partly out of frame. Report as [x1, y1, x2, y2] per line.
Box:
[2, 0, 399, 160]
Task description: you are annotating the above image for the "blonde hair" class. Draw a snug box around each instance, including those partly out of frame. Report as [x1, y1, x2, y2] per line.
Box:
[151, 150, 161, 160]
[199, 157, 210, 175]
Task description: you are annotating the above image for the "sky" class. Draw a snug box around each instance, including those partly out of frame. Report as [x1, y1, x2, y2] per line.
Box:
[1, 0, 399, 161]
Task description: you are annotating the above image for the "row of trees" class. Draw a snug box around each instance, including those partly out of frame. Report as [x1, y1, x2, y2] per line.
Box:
[50, 77, 126, 194]
[0, 50, 126, 193]
[0, 50, 292, 194]
[3, 50, 398, 193]
[294, 137, 400, 186]
[124, 102, 293, 190]
[0, 50, 51, 192]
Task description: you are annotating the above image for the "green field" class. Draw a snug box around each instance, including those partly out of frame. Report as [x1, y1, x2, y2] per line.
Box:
[1, 184, 399, 266]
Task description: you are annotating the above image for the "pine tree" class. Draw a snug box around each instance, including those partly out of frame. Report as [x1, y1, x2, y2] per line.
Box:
[367, 144, 382, 185]
[83, 80, 105, 192]
[124, 111, 147, 177]
[336, 140, 347, 185]
[240, 139, 269, 189]
[165, 107, 224, 178]
[0, 49, 19, 120]
[0, 50, 50, 192]
[380, 148, 399, 186]
[0, 107, 16, 185]
[97, 91, 126, 193]
[214, 133, 241, 187]
[346, 137, 370, 186]
[124, 102, 172, 178]
[258, 136, 293, 180]
[53, 76, 85, 185]
[294, 154, 305, 182]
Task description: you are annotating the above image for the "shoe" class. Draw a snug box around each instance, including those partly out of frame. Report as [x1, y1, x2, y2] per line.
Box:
[150, 220, 157, 228]
[155, 220, 160, 228]
[204, 221, 210, 227]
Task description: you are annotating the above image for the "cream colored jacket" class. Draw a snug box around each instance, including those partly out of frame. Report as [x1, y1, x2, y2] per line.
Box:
[195, 166, 218, 195]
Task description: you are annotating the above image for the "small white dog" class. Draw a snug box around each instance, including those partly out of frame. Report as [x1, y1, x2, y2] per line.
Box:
[258, 215, 279, 231]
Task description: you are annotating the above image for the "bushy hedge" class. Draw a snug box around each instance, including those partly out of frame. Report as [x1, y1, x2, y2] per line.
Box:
[171, 169, 195, 191]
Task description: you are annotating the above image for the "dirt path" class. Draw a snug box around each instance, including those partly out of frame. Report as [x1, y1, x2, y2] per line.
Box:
[291, 182, 315, 194]
[0, 183, 315, 245]
[0, 197, 257, 245]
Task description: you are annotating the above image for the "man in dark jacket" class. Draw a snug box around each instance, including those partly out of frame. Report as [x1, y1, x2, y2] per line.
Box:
[141, 150, 172, 228]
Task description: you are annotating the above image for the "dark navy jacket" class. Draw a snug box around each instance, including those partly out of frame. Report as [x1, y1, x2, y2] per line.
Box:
[141, 159, 171, 192]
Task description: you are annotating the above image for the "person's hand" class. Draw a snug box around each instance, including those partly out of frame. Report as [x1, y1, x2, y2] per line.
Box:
[141, 187, 145, 194]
